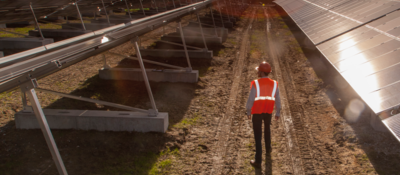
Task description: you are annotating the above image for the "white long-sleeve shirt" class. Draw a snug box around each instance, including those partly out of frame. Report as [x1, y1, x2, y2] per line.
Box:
[246, 76, 281, 116]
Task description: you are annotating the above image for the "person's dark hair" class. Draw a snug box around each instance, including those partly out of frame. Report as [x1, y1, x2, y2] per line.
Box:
[262, 71, 270, 77]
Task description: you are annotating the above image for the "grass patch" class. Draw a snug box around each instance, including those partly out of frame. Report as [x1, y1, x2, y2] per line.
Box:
[296, 47, 303, 54]
[197, 66, 210, 77]
[0, 23, 61, 38]
[99, 147, 180, 175]
[360, 154, 369, 162]
[246, 142, 253, 150]
[314, 78, 323, 84]
[218, 50, 225, 56]
[149, 147, 180, 174]
[0, 91, 14, 101]
[173, 112, 201, 129]
[0, 27, 35, 38]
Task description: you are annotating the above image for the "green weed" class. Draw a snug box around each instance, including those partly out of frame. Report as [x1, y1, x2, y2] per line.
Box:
[218, 50, 225, 56]
[173, 113, 201, 129]
[360, 154, 369, 162]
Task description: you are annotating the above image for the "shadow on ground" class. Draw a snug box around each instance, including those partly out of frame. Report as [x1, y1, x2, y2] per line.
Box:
[0, 63, 210, 174]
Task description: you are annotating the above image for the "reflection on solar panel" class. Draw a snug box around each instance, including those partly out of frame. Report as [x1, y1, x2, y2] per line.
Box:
[275, 0, 400, 141]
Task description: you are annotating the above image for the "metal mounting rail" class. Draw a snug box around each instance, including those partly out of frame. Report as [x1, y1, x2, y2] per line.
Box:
[0, 0, 213, 94]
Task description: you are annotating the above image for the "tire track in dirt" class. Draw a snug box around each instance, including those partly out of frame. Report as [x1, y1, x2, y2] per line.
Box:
[267, 6, 343, 174]
[265, 6, 343, 175]
[209, 8, 256, 175]
[263, 7, 305, 175]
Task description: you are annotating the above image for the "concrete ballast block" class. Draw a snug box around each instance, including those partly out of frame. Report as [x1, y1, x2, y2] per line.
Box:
[62, 23, 115, 31]
[140, 49, 213, 59]
[0, 38, 54, 50]
[15, 109, 168, 133]
[161, 35, 222, 47]
[99, 68, 198, 83]
[29, 29, 93, 38]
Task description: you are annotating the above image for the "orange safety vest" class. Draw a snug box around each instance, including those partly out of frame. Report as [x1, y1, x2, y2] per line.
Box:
[250, 78, 278, 114]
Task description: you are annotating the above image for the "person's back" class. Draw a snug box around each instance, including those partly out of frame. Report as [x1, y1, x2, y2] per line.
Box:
[246, 61, 281, 168]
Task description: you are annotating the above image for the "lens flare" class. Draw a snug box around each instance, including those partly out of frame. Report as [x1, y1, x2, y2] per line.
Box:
[345, 99, 365, 123]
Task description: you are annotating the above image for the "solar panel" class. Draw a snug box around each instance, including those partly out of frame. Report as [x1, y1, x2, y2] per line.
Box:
[276, 0, 400, 141]
[383, 113, 400, 140]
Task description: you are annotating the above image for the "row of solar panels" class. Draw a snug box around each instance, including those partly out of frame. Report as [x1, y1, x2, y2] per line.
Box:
[0, 0, 176, 24]
[275, 0, 400, 140]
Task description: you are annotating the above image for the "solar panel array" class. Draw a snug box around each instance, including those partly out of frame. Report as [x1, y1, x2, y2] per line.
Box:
[0, 0, 142, 24]
[275, 0, 400, 140]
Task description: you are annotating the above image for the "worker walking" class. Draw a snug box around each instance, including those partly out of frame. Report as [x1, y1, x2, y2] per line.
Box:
[246, 61, 281, 168]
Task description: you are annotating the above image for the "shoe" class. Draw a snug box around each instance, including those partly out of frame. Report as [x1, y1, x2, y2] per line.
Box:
[250, 160, 261, 168]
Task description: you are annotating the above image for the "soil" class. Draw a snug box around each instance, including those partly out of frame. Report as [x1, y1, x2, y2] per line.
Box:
[1, 3, 400, 175]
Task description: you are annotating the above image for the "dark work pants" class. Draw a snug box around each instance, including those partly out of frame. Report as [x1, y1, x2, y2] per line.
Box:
[252, 113, 272, 163]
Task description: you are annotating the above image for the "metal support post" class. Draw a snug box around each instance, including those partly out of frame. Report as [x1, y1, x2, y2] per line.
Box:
[20, 86, 28, 110]
[132, 38, 158, 116]
[177, 21, 192, 70]
[196, 12, 208, 50]
[140, 0, 146, 16]
[163, 26, 165, 36]
[172, 0, 176, 8]
[23, 79, 68, 175]
[74, 1, 86, 30]
[163, 0, 167, 9]
[103, 54, 110, 69]
[124, 0, 132, 20]
[229, 0, 236, 17]
[217, 0, 225, 28]
[29, 3, 44, 40]
[153, 0, 159, 13]
[210, 7, 218, 36]
[223, 0, 231, 22]
[100, 0, 111, 26]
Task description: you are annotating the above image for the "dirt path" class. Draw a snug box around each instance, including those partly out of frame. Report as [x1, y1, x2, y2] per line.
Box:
[264, 7, 305, 175]
[209, 8, 255, 175]
[266, 6, 344, 174]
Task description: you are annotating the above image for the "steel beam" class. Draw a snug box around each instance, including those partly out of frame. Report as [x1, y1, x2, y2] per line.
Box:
[29, 3, 44, 40]
[133, 39, 158, 116]
[23, 79, 68, 175]
[178, 21, 192, 69]
[36, 88, 149, 113]
[125, 0, 133, 20]
[101, 0, 111, 26]
[108, 51, 186, 69]
[74, 1, 86, 30]
[196, 12, 208, 50]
